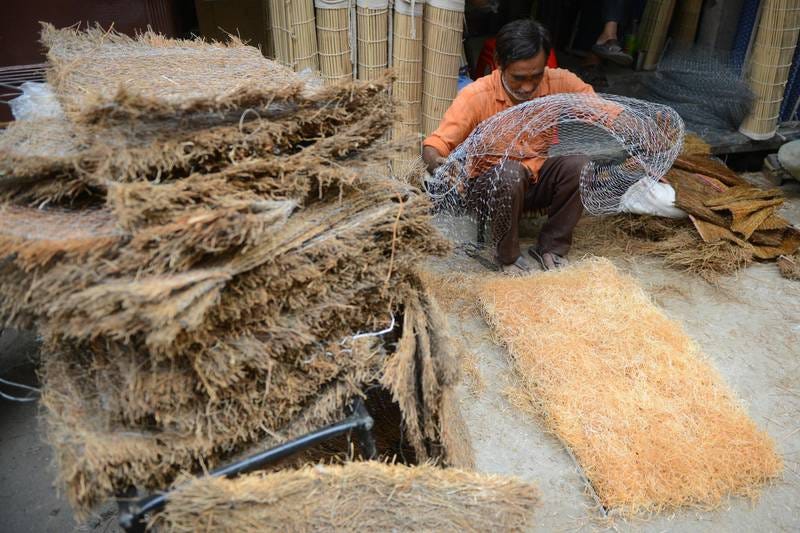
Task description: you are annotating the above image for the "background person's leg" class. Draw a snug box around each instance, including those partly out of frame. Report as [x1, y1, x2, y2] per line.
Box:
[602, 0, 627, 25]
[524, 155, 588, 256]
[592, 0, 632, 66]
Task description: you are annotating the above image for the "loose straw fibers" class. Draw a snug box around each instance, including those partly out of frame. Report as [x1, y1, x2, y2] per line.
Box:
[159, 462, 538, 532]
[316, 0, 353, 84]
[479, 258, 782, 514]
[421, 0, 464, 135]
[356, 0, 390, 81]
[739, 0, 800, 140]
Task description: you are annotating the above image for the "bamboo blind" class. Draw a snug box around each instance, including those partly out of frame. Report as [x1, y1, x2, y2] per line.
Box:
[670, 0, 703, 45]
[269, 0, 294, 67]
[740, 0, 800, 139]
[421, 1, 464, 136]
[356, 0, 390, 80]
[291, 0, 320, 73]
[316, 0, 353, 84]
[261, 1, 275, 58]
[638, 0, 677, 70]
[392, 0, 425, 154]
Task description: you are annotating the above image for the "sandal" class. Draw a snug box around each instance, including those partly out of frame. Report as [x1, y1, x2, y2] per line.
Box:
[498, 255, 534, 275]
[459, 241, 501, 272]
[528, 246, 569, 271]
[591, 39, 633, 67]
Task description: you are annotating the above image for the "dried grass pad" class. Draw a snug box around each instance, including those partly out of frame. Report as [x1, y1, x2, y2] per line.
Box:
[158, 462, 538, 532]
[478, 258, 782, 514]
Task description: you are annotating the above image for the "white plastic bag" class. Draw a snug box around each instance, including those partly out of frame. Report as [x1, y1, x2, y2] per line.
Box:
[618, 179, 687, 218]
[8, 82, 64, 120]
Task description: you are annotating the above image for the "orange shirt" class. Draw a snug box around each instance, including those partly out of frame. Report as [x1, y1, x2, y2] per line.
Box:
[423, 67, 596, 181]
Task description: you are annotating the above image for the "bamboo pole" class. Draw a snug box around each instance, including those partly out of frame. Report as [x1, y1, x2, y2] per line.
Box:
[316, 0, 353, 85]
[356, 0, 390, 81]
[670, 0, 703, 45]
[421, 0, 464, 136]
[740, 0, 800, 139]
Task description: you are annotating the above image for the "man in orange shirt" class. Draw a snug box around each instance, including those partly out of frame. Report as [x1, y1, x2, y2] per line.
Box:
[423, 19, 593, 272]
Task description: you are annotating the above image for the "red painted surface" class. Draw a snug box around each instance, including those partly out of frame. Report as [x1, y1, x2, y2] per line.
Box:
[0, 0, 193, 121]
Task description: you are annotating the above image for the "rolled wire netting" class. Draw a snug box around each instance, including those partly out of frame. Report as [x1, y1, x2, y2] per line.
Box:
[427, 93, 684, 241]
[609, 46, 755, 137]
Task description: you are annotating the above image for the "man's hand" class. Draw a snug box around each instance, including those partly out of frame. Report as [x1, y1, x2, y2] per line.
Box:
[422, 145, 447, 175]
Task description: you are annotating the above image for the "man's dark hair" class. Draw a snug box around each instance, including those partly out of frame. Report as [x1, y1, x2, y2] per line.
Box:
[495, 19, 551, 68]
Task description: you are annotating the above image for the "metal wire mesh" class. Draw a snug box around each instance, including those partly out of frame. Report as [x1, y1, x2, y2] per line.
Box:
[610, 47, 754, 137]
[426, 93, 684, 241]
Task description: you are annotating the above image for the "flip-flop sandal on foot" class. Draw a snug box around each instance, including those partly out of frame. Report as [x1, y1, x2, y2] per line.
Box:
[528, 247, 569, 271]
[591, 39, 633, 67]
[498, 255, 534, 275]
[459, 242, 501, 272]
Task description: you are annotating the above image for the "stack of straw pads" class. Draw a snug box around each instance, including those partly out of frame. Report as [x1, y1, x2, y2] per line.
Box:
[666, 148, 800, 264]
[0, 25, 476, 516]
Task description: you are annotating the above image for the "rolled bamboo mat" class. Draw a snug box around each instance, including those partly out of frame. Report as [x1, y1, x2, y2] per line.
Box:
[356, 0, 390, 80]
[740, 0, 800, 139]
[392, 0, 425, 157]
[316, 0, 353, 84]
[638, 0, 677, 70]
[269, 0, 294, 67]
[670, 0, 703, 45]
[421, 0, 465, 136]
[261, 1, 275, 58]
[290, 0, 320, 73]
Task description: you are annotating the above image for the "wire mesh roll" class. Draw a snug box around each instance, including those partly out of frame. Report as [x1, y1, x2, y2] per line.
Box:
[392, 0, 425, 159]
[780, 40, 800, 120]
[356, 0, 390, 80]
[740, 0, 800, 139]
[316, 0, 353, 84]
[638, 0, 677, 70]
[269, 0, 294, 67]
[732, 0, 762, 72]
[670, 0, 703, 45]
[421, 0, 464, 136]
[291, 0, 320, 72]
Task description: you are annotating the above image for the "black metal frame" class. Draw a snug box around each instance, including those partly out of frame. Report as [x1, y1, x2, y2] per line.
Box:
[117, 398, 376, 533]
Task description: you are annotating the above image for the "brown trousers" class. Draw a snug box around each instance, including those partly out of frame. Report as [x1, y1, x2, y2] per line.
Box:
[465, 155, 588, 265]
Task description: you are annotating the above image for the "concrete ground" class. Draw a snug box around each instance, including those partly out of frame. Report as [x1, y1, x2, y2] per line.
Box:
[0, 174, 798, 532]
[431, 173, 800, 531]
[0, 329, 120, 533]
